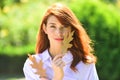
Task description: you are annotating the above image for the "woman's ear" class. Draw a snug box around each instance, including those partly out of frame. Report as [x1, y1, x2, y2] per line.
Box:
[43, 24, 47, 34]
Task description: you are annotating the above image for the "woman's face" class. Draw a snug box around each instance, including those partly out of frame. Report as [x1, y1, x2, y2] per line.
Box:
[43, 15, 71, 46]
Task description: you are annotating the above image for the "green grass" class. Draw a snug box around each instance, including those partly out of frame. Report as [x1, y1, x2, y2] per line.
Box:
[1, 78, 25, 80]
[0, 74, 25, 80]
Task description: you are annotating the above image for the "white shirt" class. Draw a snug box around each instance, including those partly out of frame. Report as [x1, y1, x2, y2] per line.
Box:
[23, 49, 99, 80]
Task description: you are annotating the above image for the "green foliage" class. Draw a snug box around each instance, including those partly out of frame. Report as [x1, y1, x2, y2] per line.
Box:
[0, 1, 48, 55]
[69, 0, 120, 80]
[100, 0, 118, 4]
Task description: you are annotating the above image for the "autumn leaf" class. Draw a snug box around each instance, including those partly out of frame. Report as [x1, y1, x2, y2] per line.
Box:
[61, 31, 74, 54]
[28, 54, 47, 78]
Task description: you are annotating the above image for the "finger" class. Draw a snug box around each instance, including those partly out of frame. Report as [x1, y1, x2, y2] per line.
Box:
[53, 54, 64, 61]
[53, 58, 65, 67]
[53, 58, 61, 64]
[55, 59, 63, 66]
[59, 61, 65, 68]
[56, 61, 65, 68]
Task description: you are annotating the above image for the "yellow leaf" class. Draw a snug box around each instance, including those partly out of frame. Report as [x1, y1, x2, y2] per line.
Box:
[62, 31, 74, 54]
[28, 54, 47, 78]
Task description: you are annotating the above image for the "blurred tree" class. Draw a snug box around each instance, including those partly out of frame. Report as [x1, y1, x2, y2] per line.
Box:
[0, 0, 5, 9]
[100, 0, 118, 4]
[0, 0, 21, 9]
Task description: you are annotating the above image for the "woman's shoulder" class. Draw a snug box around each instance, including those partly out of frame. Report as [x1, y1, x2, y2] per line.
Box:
[79, 61, 95, 66]
[76, 61, 96, 71]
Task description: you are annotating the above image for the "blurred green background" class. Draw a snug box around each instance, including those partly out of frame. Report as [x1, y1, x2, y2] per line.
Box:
[0, 0, 120, 80]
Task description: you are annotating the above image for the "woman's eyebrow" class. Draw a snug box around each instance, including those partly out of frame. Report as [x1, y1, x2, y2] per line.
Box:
[48, 23, 56, 25]
[48, 22, 64, 27]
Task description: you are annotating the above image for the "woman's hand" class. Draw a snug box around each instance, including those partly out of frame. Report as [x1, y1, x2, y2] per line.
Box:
[52, 54, 65, 80]
[40, 77, 48, 80]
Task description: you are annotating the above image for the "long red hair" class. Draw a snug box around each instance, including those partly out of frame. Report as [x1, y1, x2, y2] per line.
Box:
[36, 3, 96, 71]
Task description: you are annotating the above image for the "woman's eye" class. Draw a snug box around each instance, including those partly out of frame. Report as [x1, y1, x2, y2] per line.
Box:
[60, 27, 64, 30]
[61, 27, 67, 30]
[50, 26, 56, 28]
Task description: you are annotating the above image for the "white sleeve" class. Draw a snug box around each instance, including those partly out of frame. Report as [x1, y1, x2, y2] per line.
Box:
[23, 58, 40, 80]
[88, 64, 99, 80]
[63, 77, 75, 80]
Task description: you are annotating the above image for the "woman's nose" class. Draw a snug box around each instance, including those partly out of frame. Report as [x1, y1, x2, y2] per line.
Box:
[56, 29, 63, 36]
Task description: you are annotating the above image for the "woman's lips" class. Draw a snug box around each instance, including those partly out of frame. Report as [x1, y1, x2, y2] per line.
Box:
[54, 38, 63, 41]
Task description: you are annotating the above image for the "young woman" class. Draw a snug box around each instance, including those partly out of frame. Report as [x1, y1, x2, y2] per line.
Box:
[23, 3, 99, 80]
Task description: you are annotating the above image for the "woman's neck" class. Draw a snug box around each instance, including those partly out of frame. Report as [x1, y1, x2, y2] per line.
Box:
[49, 46, 62, 58]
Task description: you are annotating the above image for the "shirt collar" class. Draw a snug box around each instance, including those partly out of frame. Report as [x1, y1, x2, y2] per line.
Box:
[62, 51, 73, 64]
[41, 49, 52, 62]
[41, 49, 73, 64]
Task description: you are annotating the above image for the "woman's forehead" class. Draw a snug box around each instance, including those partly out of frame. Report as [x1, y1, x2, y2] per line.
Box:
[47, 15, 62, 25]
[46, 15, 70, 28]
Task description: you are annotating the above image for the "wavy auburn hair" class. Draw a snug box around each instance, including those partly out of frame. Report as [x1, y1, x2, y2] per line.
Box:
[36, 3, 96, 71]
